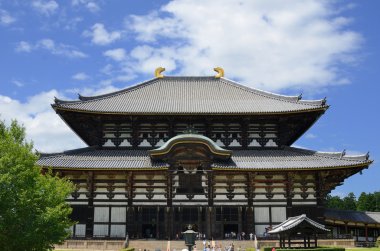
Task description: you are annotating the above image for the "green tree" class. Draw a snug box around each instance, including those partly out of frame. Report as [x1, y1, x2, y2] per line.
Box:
[326, 194, 344, 209]
[375, 192, 380, 211]
[342, 192, 357, 210]
[0, 120, 74, 251]
[357, 192, 369, 211]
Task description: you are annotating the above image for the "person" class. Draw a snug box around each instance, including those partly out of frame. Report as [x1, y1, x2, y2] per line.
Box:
[249, 233, 253, 240]
[194, 245, 197, 251]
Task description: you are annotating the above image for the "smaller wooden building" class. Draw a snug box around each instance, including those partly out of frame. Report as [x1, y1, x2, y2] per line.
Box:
[268, 214, 330, 248]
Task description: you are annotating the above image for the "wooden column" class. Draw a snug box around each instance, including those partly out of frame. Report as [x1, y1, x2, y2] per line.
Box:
[137, 206, 142, 238]
[304, 236, 307, 248]
[198, 207, 202, 236]
[365, 224, 368, 243]
[206, 207, 212, 239]
[126, 206, 135, 238]
[238, 207, 243, 236]
[156, 207, 160, 239]
[166, 172, 173, 207]
[165, 207, 172, 240]
[207, 172, 214, 207]
[286, 172, 294, 217]
[85, 171, 94, 238]
[246, 207, 254, 237]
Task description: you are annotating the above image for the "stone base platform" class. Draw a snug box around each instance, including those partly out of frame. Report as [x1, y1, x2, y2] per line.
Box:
[55, 238, 355, 251]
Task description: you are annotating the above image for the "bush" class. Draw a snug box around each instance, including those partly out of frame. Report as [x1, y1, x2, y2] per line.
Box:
[263, 248, 345, 251]
[120, 248, 135, 251]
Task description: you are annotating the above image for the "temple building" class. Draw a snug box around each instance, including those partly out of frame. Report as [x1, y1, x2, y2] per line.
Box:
[37, 67, 373, 240]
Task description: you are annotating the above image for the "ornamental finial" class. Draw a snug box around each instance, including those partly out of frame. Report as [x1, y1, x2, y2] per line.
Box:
[155, 67, 165, 78]
[214, 67, 224, 78]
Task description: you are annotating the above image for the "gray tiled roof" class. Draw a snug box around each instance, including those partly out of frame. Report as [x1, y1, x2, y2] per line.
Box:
[37, 146, 370, 170]
[53, 77, 327, 114]
[269, 214, 329, 234]
[324, 209, 380, 224]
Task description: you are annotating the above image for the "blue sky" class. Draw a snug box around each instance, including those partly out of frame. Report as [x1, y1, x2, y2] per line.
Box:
[0, 0, 378, 197]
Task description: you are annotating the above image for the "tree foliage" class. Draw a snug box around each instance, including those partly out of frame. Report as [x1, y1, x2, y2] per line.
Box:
[326, 191, 380, 212]
[0, 120, 74, 251]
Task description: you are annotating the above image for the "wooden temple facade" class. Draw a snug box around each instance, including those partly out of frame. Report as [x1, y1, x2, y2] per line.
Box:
[37, 68, 372, 240]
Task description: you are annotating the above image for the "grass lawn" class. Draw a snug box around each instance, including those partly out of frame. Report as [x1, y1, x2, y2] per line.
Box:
[346, 248, 380, 251]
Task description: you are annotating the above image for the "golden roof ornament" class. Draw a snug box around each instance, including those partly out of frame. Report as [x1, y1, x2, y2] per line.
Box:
[155, 67, 165, 78]
[214, 67, 224, 78]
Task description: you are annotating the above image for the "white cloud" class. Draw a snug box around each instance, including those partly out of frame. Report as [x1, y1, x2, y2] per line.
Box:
[72, 0, 100, 13]
[125, 0, 362, 91]
[0, 91, 85, 152]
[15, 39, 87, 58]
[86, 2, 100, 12]
[15, 41, 32, 52]
[0, 9, 16, 25]
[84, 23, 121, 45]
[72, 72, 90, 81]
[32, 0, 59, 16]
[12, 80, 24, 87]
[103, 48, 126, 61]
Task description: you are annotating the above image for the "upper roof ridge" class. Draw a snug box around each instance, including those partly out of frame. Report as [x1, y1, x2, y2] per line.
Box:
[221, 77, 327, 106]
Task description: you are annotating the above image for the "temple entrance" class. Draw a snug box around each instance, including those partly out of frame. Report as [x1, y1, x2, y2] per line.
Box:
[223, 224, 238, 239]
[142, 224, 156, 239]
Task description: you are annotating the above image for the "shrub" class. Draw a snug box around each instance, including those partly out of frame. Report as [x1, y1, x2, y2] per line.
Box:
[120, 248, 135, 251]
[263, 248, 345, 251]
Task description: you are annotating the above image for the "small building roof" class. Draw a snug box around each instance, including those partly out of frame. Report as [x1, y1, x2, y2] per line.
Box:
[324, 208, 380, 225]
[53, 76, 327, 115]
[268, 214, 330, 234]
[37, 146, 370, 170]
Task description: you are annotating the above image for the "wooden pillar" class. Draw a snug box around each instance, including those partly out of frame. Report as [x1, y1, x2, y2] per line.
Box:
[198, 207, 202, 236]
[238, 207, 243, 235]
[246, 207, 254, 237]
[246, 173, 255, 235]
[128, 172, 134, 206]
[85, 171, 94, 238]
[166, 172, 173, 207]
[138, 206, 142, 238]
[365, 224, 368, 243]
[126, 206, 135, 238]
[307, 236, 311, 247]
[286, 172, 294, 217]
[207, 172, 214, 207]
[165, 207, 172, 240]
[206, 207, 212, 239]
[345, 222, 348, 235]
[304, 236, 307, 248]
[288, 235, 291, 248]
[314, 233, 318, 248]
[156, 207, 160, 239]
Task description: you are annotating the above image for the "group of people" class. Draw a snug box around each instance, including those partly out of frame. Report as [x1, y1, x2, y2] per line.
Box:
[224, 232, 257, 240]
